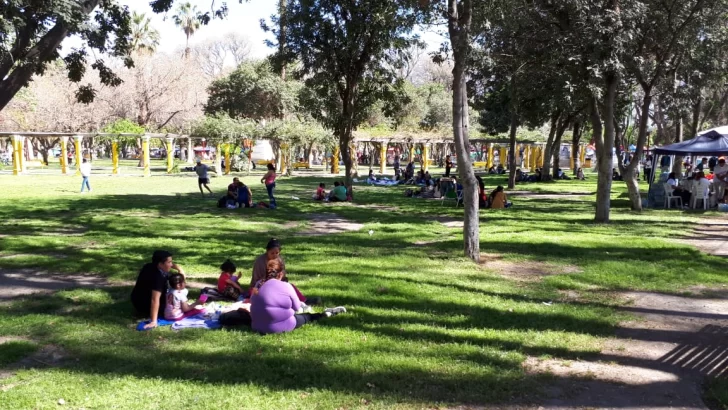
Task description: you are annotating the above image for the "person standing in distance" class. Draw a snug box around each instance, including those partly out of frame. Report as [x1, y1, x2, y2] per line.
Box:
[445, 155, 453, 177]
[261, 163, 277, 207]
[80, 158, 92, 193]
[195, 160, 213, 197]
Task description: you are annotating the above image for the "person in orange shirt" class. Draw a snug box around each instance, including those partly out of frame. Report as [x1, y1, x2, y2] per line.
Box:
[489, 185, 508, 209]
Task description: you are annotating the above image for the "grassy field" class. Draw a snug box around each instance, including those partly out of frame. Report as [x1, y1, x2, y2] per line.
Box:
[0, 168, 725, 409]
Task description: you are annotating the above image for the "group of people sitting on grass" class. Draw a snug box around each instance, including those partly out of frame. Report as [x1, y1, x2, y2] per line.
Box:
[130, 239, 347, 334]
[312, 181, 350, 202]
[216, 164, 278, 209]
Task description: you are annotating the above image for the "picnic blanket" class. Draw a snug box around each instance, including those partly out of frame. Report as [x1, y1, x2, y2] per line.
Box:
[171, 316, 222, 330]
[368, 178, 401, 187]
[136, 319, 176, 331]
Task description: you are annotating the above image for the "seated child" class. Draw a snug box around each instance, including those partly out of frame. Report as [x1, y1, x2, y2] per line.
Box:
[164, 273, 205, 321]
[217, 259, 244, 300]
[313, 183, 326, 200]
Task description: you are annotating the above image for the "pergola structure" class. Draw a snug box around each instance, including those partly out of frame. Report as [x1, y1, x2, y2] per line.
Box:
[0, 132, 217, 177]
[350, 133, 589, 175]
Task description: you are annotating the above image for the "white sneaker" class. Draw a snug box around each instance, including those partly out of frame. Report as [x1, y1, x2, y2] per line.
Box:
[324, 306, 347, 317]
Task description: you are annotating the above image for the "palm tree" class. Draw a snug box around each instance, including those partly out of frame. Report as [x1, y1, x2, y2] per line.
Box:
[129, 11, 160, 55]
[173, 2, 202, 59]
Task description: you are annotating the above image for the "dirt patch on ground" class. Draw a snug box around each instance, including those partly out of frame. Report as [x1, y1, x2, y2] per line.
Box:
[0, 268, 109, 301]
[675, 217, 728, 257]
[521, 290, 728, 409]
[294, 213, 364, 236]
[479, 253, 581, 281]
[0, 343, 68, 383]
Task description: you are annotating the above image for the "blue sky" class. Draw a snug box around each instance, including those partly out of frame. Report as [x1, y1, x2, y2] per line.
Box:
[63, 0, 446, 59]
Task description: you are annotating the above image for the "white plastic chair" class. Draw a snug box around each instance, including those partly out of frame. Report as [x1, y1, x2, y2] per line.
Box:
[663, 183, 682, 209]
[692, 180, 710, 209]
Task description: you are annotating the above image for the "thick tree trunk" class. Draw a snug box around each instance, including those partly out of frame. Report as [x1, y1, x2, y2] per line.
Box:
[593, 75, 618, 222]
[552, 126, 564, 179]
[673, 115, 683, 176]
[452, 69, 479, 261]
[572, 121, 582, 174]
[541, 113, 559, 181]
[623, 89, 653, 210]
[507, 108, 518, 189]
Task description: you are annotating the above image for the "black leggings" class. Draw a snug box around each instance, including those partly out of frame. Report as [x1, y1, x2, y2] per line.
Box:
[294, 313, 326, 329]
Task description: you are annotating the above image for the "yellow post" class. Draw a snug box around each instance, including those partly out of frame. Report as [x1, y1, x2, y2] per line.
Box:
[523, 146, 530, 170]
[487, 143, 494, 168]
[422, 143, 430, 171]
[142, 136, 151, 177]
[409, 145, 415, 162]
[580, 144, 586, 165]
[166, 137, 175, 174]
[539, 145, 545, 167]
[332, 145, 340, 174]
[60, 137, 68, 174]
[17, 136, 26, 173]
[500, 146, 507, 166]
[74, 135, 82, 176]
[11, 135, 20, 175]
[570, 146, 575, 171]
[280, 143, 288, 174]
[224, 143, 231, 175]
[112, 140, 119, 175]
[531, 146, 538, 170]
[379, 143, 386, 174]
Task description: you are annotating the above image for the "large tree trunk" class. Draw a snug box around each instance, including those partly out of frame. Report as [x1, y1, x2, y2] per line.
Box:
[449, 0, 479, 262]
[541, 113, 560, 181]
[507, 106, 518, 189]
[552, 124, 564, 179]
[593, 74, 618, 222]
[623, 88, 653, 210]
[572, 121, 582, 174]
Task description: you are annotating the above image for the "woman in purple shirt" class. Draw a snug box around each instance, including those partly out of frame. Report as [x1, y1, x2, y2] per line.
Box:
[250, 259, 346, 334]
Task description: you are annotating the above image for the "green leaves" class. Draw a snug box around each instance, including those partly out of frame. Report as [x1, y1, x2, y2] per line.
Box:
[205, 61, 301, 121]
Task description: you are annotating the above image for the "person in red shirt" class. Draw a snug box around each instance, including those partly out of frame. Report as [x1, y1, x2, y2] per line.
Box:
[217, 259, 243, 300]
[314, 183, 326, 200]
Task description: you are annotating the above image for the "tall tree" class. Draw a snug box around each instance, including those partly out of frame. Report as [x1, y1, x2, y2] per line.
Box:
[267, 0, 424, 192]
[173, 2, 202, 59]
[0, 0, 230, 113]
[130, 12, 160, 55]
[446, 0, 479, 261]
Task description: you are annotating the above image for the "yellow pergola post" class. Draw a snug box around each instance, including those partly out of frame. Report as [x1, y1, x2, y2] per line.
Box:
[570, 146, 575, 171]
[225, 143, 232, 175]
[539, 145, 545, 167]
[423, 143, 430, 172]
[280, 143, 288, 175]
[142, 135, 151, 177]
[379, 143, 386, 174]
[216, 143, 223, 176]
[523, 145, 530, 170]
[580, 144, 586, 165]
[487, 143, 494, 168]
[11, 135, 20, 176]
[111, 140, 119, 175]
[500, 146, 507, 167]
[531, 146, 538, 170]
[332, 145, 340, 174]
[60, 137, 68, 174]
[74, 135, 83, 176]
[18, 136, 26, 173]
[409, 145, 415, 162]
[166, 137, 175, 174]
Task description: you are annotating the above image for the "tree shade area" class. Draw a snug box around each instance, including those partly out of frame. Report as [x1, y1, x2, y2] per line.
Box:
[1, 170, 728, 409]
[3, 0, 728, 407]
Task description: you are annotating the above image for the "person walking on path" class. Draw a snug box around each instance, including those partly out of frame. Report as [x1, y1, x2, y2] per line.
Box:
[261, 163, 277, 207]
[80, 158, 92, 193]
[195, 160, 213, 197]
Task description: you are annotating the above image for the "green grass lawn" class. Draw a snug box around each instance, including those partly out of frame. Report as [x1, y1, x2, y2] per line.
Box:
[0, 170, 725, 409]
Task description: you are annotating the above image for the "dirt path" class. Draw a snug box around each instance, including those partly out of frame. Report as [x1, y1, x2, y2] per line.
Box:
[516, 217, 728, 409]
[522, 291, 728, 410]
[0, 268, 109, 302]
